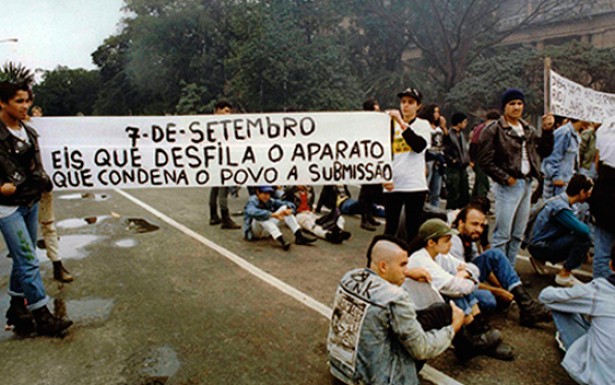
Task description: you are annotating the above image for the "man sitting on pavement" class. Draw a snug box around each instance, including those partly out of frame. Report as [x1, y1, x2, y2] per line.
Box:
[283, 185, 351, 244]
[538, 244, 615, 385]
[327, 235, 464, 385]
[407, 219, 513, 361]
[450, 205, 552, 327]
[528, 174, 593, 287]
[243, 186, 316, 250]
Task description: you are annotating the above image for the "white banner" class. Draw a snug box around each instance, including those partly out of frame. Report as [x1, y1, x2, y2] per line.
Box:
[549, 69, 615, 122]
[34, 112, 392, 190]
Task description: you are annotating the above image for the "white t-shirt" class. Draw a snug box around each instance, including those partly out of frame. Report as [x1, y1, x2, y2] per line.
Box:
[509, 121, 530, 175]
[597, 122, 615, 168]
[388, 117, 431, 192]
[408, 248, 478, 297]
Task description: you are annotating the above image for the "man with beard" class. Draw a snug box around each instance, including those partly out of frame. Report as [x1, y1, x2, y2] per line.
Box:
[450, 205, 551, 327]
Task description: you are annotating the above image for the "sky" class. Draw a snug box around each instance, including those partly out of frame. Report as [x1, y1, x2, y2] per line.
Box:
[0, 0, 126, 75]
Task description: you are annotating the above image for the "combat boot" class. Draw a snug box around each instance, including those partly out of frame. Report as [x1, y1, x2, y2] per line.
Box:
[511, 285, 552, 327]
[220, 209, 241, 229]
[276, 236, 291, 251]
[53, 261, 74, 283]
[209, 206, 221, 225]
[294, 230, 317, 245]
[32, 306, 73, 337]
[5, 296, 35, 336]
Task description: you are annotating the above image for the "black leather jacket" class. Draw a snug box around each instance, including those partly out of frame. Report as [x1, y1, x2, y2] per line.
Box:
[477, 117, 553, 186]
[0, 120, 51, 207]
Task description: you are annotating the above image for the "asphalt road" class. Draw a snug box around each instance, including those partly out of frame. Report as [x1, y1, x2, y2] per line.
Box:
[0, 187, 581, 385]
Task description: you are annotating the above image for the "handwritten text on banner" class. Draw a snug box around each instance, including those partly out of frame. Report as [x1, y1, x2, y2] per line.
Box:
[550, 70, 615, 122]
[34, 112, 392, 190]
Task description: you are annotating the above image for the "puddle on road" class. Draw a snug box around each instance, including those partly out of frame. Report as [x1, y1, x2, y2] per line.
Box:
[0, 296, 114, 342]
[126, 218, 160, 234]
[59, 193, 110, 201]
[114, 238, 138, 248]
[123, 345, 181, 385]
[56, 215, 111, 230]
[53, 298, 114, 324]
[37, 234, 105, 261]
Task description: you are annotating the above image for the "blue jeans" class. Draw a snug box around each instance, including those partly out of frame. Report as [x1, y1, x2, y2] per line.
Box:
[446, 292, 479, 316]
[593, 225, 615, 279]
[493, 179, 533, 266]
[473, 249, 522, 291]
[529, 232, 590, 271]
[474, 289, 497, 313]
[0, 203, 49, 310]
[551, 310, 590, 350]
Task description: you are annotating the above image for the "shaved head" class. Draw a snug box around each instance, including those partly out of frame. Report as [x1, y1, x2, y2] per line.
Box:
[370, 241, 405, 268]
[369, 239, 409, 286]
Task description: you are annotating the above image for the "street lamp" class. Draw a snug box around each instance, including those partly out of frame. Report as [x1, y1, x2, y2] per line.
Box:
[0, 38, 18, 44]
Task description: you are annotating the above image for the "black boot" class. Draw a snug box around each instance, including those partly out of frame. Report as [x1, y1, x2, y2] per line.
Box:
[32, 306, 73, 337]
[366, 214, 380, 227]
[465, 314, 514, 361]
[325, 229, 343, 244]
[511, 285, 552, 327]
[53, 261, 74, 283]
[209, 206, 221, 225]
[276, 236, 291, 251]
[360, 216, 377, 231]
[294, 230, 317, 245]
[5, 297, 35, 336]
[220, 209, 241, 229]
[453, 325, 501, 362]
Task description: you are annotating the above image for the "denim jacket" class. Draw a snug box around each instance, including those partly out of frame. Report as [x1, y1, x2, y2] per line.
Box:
[530, 193, 572, 246]
[242, 195, 296, 240]
[541, 122, 580, 183]
[539, 276, 615, 385]
[327, 268, 454, 385]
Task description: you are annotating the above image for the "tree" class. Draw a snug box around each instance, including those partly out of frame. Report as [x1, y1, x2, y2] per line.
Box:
[447, 41, 615, 118]
[32, 67, 101, 116]
[226, 0, 361, 112]
[342, 0, 603, 108]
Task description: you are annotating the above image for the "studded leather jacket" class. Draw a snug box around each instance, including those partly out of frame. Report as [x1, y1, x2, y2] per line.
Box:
[0, 120, 51, 207]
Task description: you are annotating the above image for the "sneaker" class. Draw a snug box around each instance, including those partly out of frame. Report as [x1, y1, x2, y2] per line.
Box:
[554, 273, 583, 287]
[555, 331, 566, 352]
[529, 256, 548, 275]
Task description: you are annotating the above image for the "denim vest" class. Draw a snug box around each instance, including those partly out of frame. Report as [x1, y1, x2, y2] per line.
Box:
[327, 269, 453, 385]
[530, 193, 571, 246]
[541, 123, 580, 183]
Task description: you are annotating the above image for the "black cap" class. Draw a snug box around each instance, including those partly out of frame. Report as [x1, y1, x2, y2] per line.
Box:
[397, 87, 422, 104]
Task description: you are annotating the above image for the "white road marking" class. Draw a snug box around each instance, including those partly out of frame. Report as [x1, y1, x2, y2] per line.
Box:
[114, 188, 464, 385]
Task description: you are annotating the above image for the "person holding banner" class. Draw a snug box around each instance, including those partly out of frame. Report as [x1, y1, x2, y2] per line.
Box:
[208, 100, 241, 230]
[477, 88, 554, 266]
[0, 81, 72, 337]
[384, 87, 431, 244]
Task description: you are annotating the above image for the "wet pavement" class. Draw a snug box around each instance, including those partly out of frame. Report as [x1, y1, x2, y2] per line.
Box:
[0, 187, 582, 385]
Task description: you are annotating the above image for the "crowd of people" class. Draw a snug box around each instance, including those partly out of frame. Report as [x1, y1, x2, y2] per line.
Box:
[1, 76, 614, 384]
[323, 87, 615, 385]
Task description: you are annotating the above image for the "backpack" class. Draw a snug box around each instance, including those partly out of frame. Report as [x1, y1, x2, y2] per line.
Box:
[520, 197, 557, 249]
